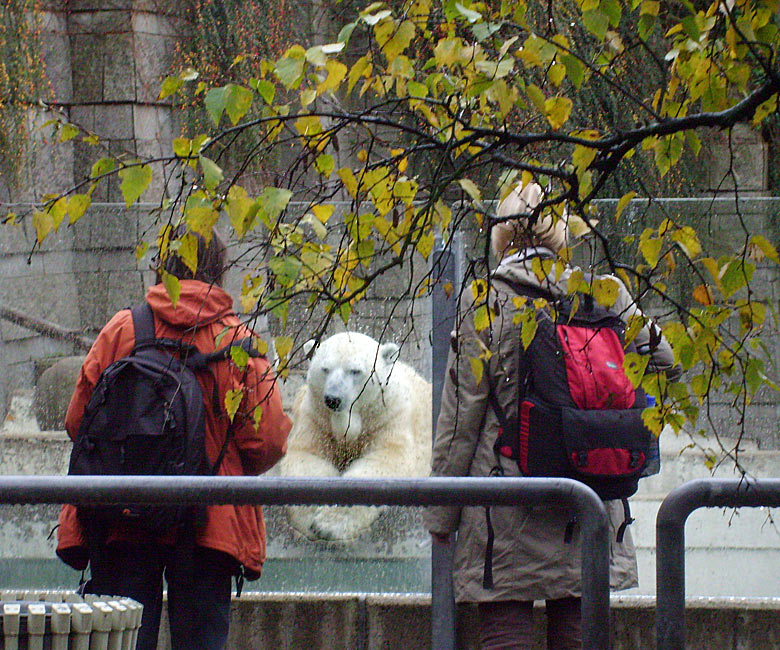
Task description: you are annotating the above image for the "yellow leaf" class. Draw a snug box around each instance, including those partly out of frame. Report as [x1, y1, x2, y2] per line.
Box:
[544, 96, 573, 130]
[748, 235, 779, 264]
[671, 225, 701, 259]
[318, 60, 348, 94]
[224, 389, 244, 422]
[458, 178, 482, 202]
[592, 276, 619, 308]
[471, 279, 488, 303]
[32, 210, 53, 244]
[338, 168, 359, 198]
[178, 232, 199, 275]
[274, 335, 294, 362]
[615, 191, 636, 221]
[161, 271, 181, 309]
[572, 144, 597, 174]
[692, 284, 713, 305]
[252, 405, 264, 429]
[469, 357, 484, 385]
[623, 352, 649, 389]
[312, 204, 335, 223]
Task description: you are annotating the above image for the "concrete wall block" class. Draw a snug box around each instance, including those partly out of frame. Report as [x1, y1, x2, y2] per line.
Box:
[38, 11, 73, 103]
[68, 35, 104, 103]
[0, 273, 81, 330]
[225, 595, 362, 650]
[132, 0, 190, 17]
[133, 32, 176, 102]
[132, 11, 183, 37]
[133, 104, 174, 143]
[71, 205, 139, 250]
[366, 596, 431, 650]
[93, 103, 135, 140]
[67, 8, 133, 34]
[103, 34, 137, 102]
[702, 125, 769, 193]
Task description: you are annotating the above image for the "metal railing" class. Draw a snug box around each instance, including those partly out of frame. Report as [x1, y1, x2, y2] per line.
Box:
[656, 478, 780, 650]
[0, 474, 612, 650]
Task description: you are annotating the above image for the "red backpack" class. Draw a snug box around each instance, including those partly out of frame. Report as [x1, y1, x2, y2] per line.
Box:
[487, 282, 652, 501]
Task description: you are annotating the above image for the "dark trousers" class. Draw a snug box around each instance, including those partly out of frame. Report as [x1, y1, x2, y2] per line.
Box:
[478, 598, 582, 650]
[86, 542, 235, 650]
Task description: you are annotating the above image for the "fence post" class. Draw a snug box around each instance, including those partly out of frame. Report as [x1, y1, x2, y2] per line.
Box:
[430, 234, 458, 650]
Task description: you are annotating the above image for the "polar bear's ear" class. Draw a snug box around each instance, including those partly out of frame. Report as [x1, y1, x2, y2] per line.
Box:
[379, 342, 400, 365]
[303, 339, 318, 358]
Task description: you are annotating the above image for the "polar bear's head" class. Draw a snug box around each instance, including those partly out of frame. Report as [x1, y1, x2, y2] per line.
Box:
[304, 331, 400, 441]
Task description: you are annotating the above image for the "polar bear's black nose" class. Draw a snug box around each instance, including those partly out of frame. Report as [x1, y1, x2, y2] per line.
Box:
[324, 395, 342, 411]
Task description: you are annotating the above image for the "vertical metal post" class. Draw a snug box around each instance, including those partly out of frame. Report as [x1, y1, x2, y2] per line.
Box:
[430, 234, 458, 650]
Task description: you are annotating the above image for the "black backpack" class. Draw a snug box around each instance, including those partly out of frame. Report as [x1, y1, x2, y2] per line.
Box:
[482, 281, 653, 589]
[68, 302, 261, 535]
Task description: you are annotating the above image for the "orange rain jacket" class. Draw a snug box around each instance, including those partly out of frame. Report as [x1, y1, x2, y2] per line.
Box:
[56, 280, 291, 578]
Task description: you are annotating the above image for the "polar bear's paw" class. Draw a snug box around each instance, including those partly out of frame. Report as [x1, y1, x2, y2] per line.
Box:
[309, 505, 381, 541]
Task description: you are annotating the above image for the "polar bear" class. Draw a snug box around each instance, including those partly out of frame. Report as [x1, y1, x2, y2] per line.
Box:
[279, 331, 432, 541]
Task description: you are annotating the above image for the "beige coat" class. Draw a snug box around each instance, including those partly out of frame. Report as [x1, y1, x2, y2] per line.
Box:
[424, 248, 680, 603]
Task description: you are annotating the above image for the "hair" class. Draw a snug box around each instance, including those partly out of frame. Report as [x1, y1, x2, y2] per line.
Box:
[155, 226, 228, 286]
[491, 181, 568, 260]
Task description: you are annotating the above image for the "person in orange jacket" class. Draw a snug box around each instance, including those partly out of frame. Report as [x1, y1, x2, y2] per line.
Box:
[56, 228, 291, 650]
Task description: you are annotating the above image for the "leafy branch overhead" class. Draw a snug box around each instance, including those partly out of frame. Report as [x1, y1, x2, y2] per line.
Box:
[8, 0, 780, 444]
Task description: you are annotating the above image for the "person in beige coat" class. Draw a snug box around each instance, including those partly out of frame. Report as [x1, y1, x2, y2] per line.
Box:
[424, 182, 681, 650]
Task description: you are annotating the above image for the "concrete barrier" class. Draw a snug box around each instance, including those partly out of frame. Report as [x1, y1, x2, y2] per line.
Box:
[159, 593, 780, 650]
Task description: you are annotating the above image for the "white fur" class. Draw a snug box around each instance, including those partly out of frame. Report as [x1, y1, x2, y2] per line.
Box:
[279, 332, 432, 541]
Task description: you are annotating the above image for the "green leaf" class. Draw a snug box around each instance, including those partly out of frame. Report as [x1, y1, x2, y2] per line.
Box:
[59, 123, 79, 143]
[118, 164, 153, 207]
[90, 157, 115, 179]
[720, 259, 755, 298]
[251, 79, 276, 105]
[230, 345, 250, 368]
[681, 15, 700, 41]
[455, 2, 482, 23]
[582, 10, 609, 40]
[225, 84, 253, 125]
[315, 154, 335, 178]
[338, 21, 357, 44]
[561, 54, 584, 89]
[204, 86, 229, 126]
[268, 256, 301, 287]
[199, 156, 223, 190]
[262, 187, 293, 220]
[274, 46, 306, 89]
[159, 75, 183, 100]
[226, 185, 259, 239]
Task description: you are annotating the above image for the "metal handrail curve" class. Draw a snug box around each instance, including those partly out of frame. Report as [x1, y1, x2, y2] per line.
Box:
[0, 474, 611, 650]
[656, 477, 780, 650]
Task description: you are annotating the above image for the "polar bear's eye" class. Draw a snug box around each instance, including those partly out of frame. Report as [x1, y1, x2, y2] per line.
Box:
[348, 368, 363, 377]
[320, 366, 330, 374]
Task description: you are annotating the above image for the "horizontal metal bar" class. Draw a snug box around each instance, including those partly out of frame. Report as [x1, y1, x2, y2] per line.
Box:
[656, 478, 780, 650]
[0, 475, 599, 508]
[0, 474, 611, 650]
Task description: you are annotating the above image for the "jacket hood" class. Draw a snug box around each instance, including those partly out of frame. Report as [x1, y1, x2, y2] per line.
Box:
[491, 246, 573, 298]
[146, 280, 234, 329]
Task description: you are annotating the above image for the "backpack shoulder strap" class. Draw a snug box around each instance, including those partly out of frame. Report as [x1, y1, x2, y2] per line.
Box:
[130, 302, 156, 347]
